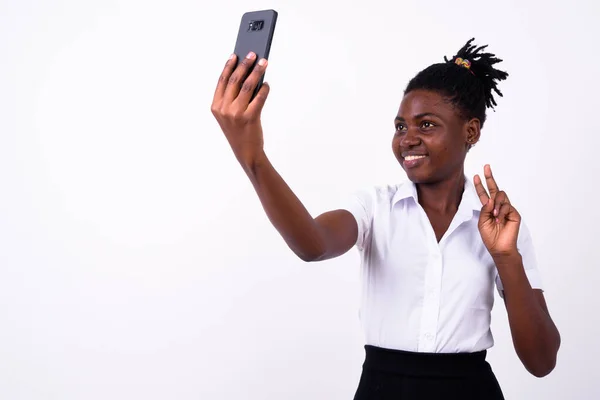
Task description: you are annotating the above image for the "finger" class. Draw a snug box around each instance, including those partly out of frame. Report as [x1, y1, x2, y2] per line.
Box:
[473, 174, 490, 206]
[484, 164, 500, 198]
[246, 81, 271, 118]
[493, 191, 510, 217]
[234, 58, 268, 107]
[481, 197, 494, 218]
[213, 54, 237, 104]
[223, 52, 257, 103]
[496, 202, 512, 224]
[211, 55, 237, 119]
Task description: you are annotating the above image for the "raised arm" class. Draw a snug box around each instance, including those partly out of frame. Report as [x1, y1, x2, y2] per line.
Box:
[210, 52, 357, 262]
[474, 165, 560, 377]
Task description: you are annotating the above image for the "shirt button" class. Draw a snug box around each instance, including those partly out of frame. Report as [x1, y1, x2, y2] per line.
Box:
[424, 333, 434, 341]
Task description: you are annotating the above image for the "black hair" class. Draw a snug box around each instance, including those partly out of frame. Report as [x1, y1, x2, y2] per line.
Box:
[404, 38, 508, 128]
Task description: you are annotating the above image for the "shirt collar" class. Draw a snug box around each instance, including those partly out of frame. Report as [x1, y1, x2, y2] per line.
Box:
[392, 176, 482, 213]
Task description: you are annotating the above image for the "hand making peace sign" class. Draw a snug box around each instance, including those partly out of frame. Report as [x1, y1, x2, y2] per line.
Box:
[474, 165, 521, 259]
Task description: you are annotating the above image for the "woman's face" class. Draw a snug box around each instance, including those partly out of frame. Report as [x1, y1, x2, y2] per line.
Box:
[392, 89, 480, 184]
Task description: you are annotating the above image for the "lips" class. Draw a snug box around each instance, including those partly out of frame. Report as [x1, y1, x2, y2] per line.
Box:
[402, 154, 428, 168]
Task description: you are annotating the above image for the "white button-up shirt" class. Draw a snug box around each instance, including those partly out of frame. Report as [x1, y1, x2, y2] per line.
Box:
[342, 177, 543, 353]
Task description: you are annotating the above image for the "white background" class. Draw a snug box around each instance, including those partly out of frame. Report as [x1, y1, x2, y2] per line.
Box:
[1, 0, 599, 398]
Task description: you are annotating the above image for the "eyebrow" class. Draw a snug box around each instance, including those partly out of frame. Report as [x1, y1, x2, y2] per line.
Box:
[395, 112, 442, 122]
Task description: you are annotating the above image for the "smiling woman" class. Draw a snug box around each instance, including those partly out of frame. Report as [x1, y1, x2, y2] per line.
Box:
[211, 38, 560, 400]
[393, 90, 478, 184]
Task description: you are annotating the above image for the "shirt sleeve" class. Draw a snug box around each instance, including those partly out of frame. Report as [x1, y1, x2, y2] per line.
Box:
[495, 219, 544, 297]
[339, 187, 375, 251]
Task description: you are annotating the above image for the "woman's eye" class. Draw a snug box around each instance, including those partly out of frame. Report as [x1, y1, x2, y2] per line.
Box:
[395, 124, 406, 131]
[421, 121, 435, 129]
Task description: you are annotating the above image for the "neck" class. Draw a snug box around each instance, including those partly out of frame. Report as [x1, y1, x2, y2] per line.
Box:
[416, 170, 466, 214]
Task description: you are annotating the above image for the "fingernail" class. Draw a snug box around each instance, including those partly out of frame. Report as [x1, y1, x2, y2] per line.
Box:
[229, 53, 235, 60]
[258, 58, 267, 66]
[496, 218, 499, 223]
[494, 209, 498, 216]
[246, 52, 255, 59]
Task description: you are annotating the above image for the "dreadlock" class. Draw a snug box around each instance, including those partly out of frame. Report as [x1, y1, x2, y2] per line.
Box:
[404, 38, 508, 128]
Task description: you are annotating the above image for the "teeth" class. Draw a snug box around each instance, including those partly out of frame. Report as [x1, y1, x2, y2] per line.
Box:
[405, 155, 426, 161]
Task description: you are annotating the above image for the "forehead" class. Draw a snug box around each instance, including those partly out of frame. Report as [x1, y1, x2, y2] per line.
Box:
[397, 90, 457, 120]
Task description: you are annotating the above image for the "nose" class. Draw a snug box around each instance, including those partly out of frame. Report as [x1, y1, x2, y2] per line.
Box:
[400, 128, 421, 147]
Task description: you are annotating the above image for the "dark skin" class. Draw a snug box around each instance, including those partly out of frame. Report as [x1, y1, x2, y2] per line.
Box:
[211, 54, 560, 378]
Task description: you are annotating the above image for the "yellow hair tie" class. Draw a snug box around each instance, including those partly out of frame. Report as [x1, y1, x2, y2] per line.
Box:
[454, 57, 475, 75]
[455, 57, 471, 68]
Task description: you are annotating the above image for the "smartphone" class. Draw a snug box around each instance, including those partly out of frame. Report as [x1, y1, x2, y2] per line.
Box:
[232, 9, 278, 101]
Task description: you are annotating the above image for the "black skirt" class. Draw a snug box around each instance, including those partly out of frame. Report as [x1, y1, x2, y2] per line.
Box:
[353, 345, 505, 400]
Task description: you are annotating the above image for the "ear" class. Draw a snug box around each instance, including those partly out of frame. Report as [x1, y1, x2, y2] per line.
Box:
[465, 118, 481, 148]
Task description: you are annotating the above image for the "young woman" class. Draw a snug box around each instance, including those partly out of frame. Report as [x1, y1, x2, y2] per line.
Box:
[210, 39, 560, 399]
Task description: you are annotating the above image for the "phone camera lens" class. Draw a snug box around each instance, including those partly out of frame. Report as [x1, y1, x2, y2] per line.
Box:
[248, 20, 264, 31]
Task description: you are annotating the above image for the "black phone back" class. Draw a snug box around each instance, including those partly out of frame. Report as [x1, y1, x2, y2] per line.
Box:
[233, 9, 278, 99]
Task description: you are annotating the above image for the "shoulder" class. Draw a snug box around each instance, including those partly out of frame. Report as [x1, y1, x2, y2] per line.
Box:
[341, 182, 407, 224]
[350, 181, 410, 206]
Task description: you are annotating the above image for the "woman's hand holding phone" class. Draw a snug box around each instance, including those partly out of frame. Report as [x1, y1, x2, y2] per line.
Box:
[211, 52, 270, 169]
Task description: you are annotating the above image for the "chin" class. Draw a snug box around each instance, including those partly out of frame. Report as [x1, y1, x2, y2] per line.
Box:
[406, 174, 434, 184]
[403, 167, 435, 184]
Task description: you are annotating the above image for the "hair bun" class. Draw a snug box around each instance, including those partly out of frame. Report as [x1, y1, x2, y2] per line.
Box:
[444, 38, 509, 109]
